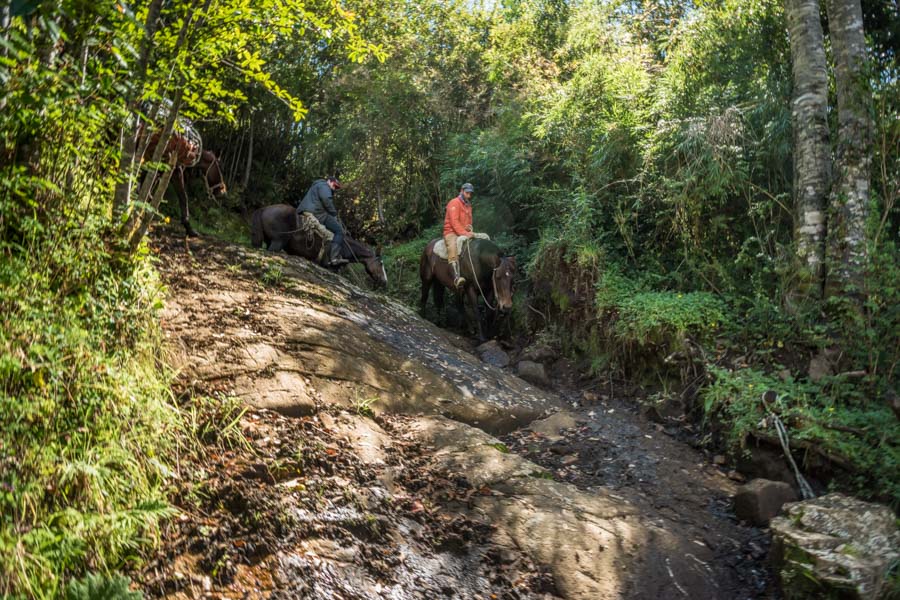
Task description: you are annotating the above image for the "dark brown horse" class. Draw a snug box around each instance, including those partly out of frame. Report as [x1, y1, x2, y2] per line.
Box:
[141, 129, 227, 236]
[420, 237, 516, 341]
[250, 203, 387, 287]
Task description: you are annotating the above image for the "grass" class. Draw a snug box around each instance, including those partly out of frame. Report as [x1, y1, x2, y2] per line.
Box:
[0, 235, 180, 597]
[353, 394, 378, 418]
[381, 227, 440, 307]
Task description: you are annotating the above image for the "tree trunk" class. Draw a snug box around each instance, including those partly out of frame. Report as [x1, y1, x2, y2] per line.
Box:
[241, 115, 253, 190]
[239, 115, 254, 220]
[121, 91, 185, 240]
[113, 0, 164, 220]
[127, 152, 179, 253]
[785, 0, 830, 298]
[825, 0, 873, 299]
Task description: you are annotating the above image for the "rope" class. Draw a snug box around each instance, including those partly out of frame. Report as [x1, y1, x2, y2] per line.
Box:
[761, 392, 816, 500]
[464, 240, 500, 311]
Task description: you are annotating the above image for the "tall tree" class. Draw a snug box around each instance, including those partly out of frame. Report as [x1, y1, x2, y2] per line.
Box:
[785, 0, 831, 297]
[825, 0, 873, 298]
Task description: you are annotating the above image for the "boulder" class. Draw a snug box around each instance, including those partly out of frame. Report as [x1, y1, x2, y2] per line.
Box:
[640, 394, 686, 423]
[770, 493, 900, 599]
[733, 478, 797, 526]
[516, 360, 550, 387]
[517, 343, 556, 364]
[476, 340, 510, 368]
[526, 410, 577, 442]
[808, 347, 839, 382]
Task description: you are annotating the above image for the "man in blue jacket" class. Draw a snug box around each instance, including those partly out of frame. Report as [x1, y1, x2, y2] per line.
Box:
[297, 176, 348, 266]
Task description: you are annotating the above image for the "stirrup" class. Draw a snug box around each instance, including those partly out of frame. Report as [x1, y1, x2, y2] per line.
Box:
[454, 276, 466, 288]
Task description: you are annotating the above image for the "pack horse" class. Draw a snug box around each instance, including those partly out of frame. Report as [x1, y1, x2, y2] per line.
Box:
[140, 120, 227, 237]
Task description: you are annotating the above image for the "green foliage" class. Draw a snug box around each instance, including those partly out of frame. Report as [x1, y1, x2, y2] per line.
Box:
[0, 0, 387, 592]
[181, 394, 249, 451]
[381, 227, 441, 307]
[606, 290, 725, 349]
[64, 573, 142, 600]
[702, 368, 900, 507]
[353, 394, 378, 418]
[2, 2, 896, 595]
[0, 238, 178, 596]
[595, 280, 721, 376]
[260, 263, 285, 287]
[0, 11, 186, 595]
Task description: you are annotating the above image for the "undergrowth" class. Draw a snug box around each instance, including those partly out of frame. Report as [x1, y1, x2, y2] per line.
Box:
[382, 226, 441, 307]
[703, 367, 900, 507]
[0, 19, 184, 595]
[0, 234, 178, 597]
[528, 231, 900, 507]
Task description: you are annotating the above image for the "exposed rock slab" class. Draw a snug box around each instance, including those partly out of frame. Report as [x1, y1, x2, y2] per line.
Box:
[402, 416, 736, 600]
[158, 237, 557, 433]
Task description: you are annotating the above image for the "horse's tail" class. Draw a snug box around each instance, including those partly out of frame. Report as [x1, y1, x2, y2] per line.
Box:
[250, 208, 264, 248]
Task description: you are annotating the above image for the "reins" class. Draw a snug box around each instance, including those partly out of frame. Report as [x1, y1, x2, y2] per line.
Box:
[279, 212, 384, 286]
[341, 237, 366, 287]
[464, 242, 503, 311]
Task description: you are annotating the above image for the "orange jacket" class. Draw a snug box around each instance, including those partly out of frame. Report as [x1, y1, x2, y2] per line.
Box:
[443, 195, 472, 237]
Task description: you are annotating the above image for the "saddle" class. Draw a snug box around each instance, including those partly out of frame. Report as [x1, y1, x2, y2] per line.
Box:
[433, 232, 491, 260]
[297, 211, 335, 263]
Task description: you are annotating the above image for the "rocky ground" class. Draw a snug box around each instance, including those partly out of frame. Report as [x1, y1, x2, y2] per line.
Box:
[139, 232, 779, 599]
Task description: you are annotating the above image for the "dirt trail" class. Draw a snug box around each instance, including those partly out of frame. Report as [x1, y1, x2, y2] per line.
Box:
[142, 233, 776, 599]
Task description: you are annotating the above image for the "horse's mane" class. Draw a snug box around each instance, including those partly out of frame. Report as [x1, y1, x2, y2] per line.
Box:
[468, 237, 505, 261]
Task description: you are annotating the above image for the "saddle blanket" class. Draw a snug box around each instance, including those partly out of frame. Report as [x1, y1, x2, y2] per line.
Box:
[433, 232, 490, 260]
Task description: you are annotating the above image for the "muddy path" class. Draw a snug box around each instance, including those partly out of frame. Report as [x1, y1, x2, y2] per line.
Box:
[141, 233, 777, 599]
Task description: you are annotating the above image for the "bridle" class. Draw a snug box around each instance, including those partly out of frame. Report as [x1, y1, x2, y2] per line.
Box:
[202, 155, 226, 202]
[465, 246, 510, 312]
[342, 237, 387, 286]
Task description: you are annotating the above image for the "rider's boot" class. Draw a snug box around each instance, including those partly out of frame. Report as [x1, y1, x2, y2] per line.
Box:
[450, 260, 466, 289]
[329, 243, 349, 266]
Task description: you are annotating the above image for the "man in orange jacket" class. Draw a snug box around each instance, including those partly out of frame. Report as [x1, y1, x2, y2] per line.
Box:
[443, 182, 475, 289]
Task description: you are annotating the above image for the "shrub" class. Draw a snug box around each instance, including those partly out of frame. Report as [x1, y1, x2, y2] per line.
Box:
[702, 367, 900, 507]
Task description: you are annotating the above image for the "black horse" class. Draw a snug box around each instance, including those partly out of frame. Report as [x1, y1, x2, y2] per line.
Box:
[250, 203, 387, 287]
[419, 237, 516, 341]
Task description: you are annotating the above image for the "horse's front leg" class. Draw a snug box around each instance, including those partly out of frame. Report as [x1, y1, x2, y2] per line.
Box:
[432, 283, 448, 325]
[419, 272, 431, 315]
[466, 285, 486, 342]
[172, 167, 197, 237]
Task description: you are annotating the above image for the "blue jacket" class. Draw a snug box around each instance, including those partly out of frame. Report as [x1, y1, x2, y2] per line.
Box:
[297, 179, 337, 222]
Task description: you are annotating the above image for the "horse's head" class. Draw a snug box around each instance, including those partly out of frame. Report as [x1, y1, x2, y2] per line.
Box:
[200, 150, 227, 198]
[363, 253, 388, 288]
[492, 256, 516, 312]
